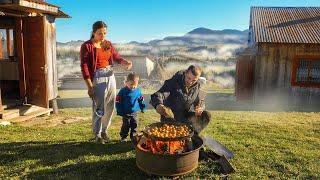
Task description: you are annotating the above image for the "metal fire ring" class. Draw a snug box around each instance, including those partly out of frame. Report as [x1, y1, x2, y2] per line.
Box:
[135, 134, 203, 176]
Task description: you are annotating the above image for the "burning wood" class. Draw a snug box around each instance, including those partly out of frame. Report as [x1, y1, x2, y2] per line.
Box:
[141, 138, 188, 154]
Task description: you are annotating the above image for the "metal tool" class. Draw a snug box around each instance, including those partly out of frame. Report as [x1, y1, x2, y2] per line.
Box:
[202, 136, 234, 159]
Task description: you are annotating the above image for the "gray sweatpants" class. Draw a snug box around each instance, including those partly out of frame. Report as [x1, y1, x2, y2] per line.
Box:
[92, 67, 116, 138]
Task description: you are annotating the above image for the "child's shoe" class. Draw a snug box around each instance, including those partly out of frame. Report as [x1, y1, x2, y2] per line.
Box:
[101, 132, 110, 143]
[120, 137, 127, 142]
[95, 136, 105, 144]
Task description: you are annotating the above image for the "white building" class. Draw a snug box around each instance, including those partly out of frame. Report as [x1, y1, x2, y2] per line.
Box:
[114, 55, 155, 79]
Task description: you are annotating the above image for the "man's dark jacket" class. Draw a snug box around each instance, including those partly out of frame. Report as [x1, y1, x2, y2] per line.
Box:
[150, 70, 205, 123]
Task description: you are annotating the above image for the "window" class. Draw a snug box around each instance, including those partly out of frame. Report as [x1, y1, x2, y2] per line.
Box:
[292, 56, 320, 87]
[0, 28, 15, 60]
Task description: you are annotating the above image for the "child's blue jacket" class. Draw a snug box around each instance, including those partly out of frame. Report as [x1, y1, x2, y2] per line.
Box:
[116, 87, 146, 116]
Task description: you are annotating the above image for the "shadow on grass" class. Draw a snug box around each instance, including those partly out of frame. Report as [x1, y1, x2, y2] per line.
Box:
[0, 140, 134, 167]
[0, 140, 222, 179]
[26, 158, 151, 179]
[25, 157, 221, 179]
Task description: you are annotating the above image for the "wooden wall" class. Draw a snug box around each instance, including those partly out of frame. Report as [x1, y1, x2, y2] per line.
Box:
[0, 61, 19, 80]
[253, 43, 320, 105]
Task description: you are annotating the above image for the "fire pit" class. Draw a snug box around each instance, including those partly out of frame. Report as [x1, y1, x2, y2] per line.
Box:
[135, 122, 203, 176]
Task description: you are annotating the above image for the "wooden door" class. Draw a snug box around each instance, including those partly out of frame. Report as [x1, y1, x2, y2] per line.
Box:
[236, 56, 255, 101]
[23, 16, 48, 108]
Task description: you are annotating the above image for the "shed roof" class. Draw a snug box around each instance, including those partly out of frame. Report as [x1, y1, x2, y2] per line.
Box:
[250, 7, 320, 44]
[0, 0, 70, 18]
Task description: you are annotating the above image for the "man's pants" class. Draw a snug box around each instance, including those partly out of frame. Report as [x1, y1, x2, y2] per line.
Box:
[92, 68, 116, 138]
[120, 113, 138, 139]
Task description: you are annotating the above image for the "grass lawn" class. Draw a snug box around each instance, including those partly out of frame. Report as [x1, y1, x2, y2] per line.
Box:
[0, 109, 319, 179]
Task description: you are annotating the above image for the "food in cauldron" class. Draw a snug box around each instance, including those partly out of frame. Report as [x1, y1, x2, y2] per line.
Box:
[146, 124, 190, 139]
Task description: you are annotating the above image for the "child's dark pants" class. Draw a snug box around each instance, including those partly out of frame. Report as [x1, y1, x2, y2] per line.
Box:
[120, 113, 138, 139]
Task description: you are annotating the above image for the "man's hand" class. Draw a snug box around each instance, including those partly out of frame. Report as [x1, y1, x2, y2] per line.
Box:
[156, 104, 166, 116]
[195, 106, 204, 116]
[156, 104, 174, 119]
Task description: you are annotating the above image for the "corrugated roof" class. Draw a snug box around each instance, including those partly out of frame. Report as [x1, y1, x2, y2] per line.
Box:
[250, 7, 320, 44]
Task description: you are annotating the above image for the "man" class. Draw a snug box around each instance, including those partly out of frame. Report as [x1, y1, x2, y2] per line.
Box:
[150, 65, 211, 133]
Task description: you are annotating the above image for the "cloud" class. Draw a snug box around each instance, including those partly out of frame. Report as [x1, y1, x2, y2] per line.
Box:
[141, 32, 185, 43]
[185, 34, 245, 42]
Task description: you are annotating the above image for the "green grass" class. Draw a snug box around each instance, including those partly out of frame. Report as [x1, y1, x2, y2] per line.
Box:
[0, 109, 319, 179]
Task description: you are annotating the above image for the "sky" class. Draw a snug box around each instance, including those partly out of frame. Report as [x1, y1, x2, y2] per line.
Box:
[48, 0, 320, 43]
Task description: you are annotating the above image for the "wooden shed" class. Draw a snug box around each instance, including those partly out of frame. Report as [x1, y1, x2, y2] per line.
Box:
[0, 0, 69, 121]
[236, 7, 320, 106]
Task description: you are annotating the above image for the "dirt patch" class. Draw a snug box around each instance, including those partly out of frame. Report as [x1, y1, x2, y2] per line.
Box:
[19, 115, 89, 128]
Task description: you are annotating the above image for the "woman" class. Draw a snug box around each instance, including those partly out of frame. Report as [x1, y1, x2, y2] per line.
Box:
[80, 21, 132, 144]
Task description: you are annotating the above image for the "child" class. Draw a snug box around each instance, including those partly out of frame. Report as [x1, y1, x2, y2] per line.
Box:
[116, 72, 146, 142]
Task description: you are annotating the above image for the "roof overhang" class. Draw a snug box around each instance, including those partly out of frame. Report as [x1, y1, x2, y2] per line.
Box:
[0, 0, 70, 18]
